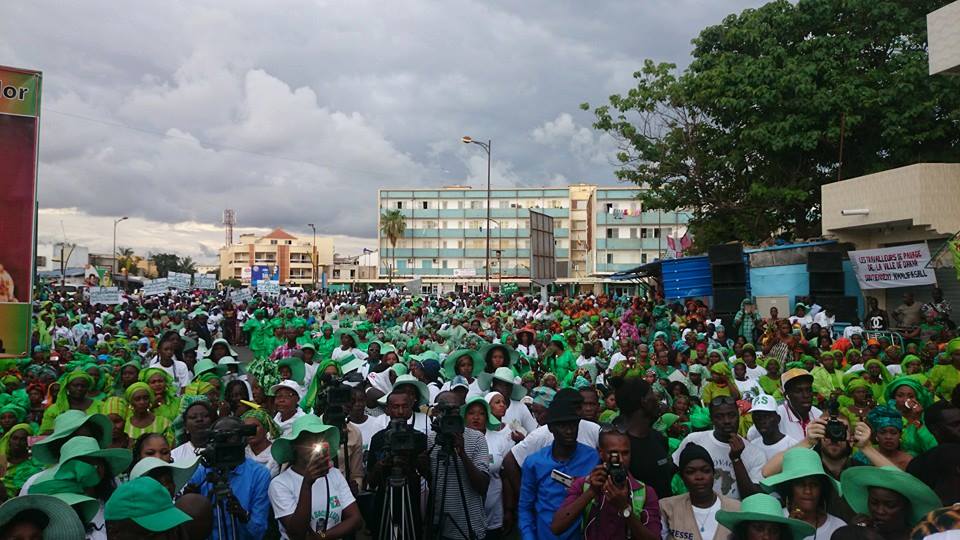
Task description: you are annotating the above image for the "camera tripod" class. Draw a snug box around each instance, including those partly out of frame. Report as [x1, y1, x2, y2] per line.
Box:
[206, 466, 242, 540]
[377, 464, 417, 540]
[428, 441, 477, 540]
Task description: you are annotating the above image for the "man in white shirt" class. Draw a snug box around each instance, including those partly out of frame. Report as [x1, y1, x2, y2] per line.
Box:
[672, 395, 765, 500]
[813, 307, 836, 337]
[745, 393, 798, 461]
[748, 368, 823, 443]
[481, 367, 539, 435]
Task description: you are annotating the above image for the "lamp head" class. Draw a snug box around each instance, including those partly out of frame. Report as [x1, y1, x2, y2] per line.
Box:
[461, 136, 473, 144]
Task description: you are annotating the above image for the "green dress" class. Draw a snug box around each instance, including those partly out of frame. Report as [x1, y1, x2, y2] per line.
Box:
[124, 415, 174, 446]
[314, 335, 338, 362]
[39, 400, 102, 434]
[929, 365, 960, 400]
[2, 457, 43, 495]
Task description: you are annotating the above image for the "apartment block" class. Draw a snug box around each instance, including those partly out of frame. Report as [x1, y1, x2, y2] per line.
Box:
[218, 228, 334, 285]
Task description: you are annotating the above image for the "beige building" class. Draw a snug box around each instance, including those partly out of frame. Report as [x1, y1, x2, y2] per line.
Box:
[218, 228, 334, 286]
[928, 1, 960, 75]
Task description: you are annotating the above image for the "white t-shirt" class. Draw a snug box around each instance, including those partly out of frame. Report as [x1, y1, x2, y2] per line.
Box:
[269, 467, 356, 539]
[752, 434, 799, 462]
[745, 365, 766, 381]
[246, 445, 281, 477]
[747, 403, 824, 443]
[148, 358, 193, 392]
[484, 428, 515, 529]
[692, 497, 721, 540]
[275, 409, 306, 438]
[788, 509, 846, 540]
[510, 420, 600, 466]
[350, 415, 388, 451]
[171, 441, 197, 464]
[503, 399, 538, 435]
[672, 431, 765, 500]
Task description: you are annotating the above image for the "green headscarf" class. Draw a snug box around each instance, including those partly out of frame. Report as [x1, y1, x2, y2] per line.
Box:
[138, 368, 177, 405]
[54, 371, 95, 412]
[123, 382, 152, 406]
[242, 408, 281, 440]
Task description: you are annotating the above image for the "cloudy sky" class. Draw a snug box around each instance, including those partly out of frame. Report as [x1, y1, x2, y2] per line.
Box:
[4, 0, 762, 263]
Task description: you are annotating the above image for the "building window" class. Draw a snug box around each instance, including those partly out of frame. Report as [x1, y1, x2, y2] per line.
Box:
[333, 270, 341, 278]
[350, 269, 356, 278]
[270, 240, 277, 245]
[396, 201, 403, 209]
[641, 228, 648, 239]
[457, 201, 464, 209]
[573, 200, 586, 210]
[606, 254, 614, 264]
[606, 203, 614, 213]
[442, 201, 448, 209]
[470, 201, 482, 209]
[630, 228, 638, 239]
[653, 228, 661, 238]
[442, 260, 448, 268]
[606, 228, 614, 239]
[422, 201, 429, 209]
[642, 253, 648, 264]
[36, 256, 47, 267]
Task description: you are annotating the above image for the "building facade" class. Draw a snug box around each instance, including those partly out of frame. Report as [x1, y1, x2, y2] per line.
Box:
[377, 184, 690, 287]
[218, 228, 334, 286]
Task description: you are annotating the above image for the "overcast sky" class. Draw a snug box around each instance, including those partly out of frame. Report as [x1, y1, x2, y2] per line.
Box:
[4, 0, 762, 263]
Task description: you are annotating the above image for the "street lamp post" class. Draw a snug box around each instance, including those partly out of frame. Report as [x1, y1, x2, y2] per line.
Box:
[461, 136, 491, 292]
[112, 216, 128, 275]
[307, 223, 317, 290]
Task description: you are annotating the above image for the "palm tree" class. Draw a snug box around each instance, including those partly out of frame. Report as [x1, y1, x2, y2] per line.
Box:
[178, 256, 197, 274]
[115, 247, 142, 276]
[379, 210, 406, 284]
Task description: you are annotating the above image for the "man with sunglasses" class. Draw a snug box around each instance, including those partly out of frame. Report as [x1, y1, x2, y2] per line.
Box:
[672, 395, 764, 500]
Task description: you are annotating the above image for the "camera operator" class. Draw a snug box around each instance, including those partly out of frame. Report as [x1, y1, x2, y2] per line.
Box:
[314, 377, 365, 494]
[366, 390, 430, 539]
[427, 391, 490, 540]
[552, 427, 661, 540]
[185, 415, 272, 540]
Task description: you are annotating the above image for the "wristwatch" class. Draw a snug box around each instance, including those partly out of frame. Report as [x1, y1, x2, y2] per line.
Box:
[621, 506, 632, 519]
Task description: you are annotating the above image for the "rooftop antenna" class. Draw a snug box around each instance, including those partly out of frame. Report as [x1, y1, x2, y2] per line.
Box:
[222, 209, 236, 246]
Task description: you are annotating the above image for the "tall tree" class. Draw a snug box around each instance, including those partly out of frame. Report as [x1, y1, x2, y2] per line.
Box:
[178, 257, 197, 274]
[115, 247, 142, 276]
[379, 210, 407, 284]
[583, 0, 960, 249]
[151, 253, 180, 278]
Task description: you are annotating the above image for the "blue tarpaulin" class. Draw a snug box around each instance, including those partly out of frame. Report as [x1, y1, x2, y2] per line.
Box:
[661, 256, 714, 299]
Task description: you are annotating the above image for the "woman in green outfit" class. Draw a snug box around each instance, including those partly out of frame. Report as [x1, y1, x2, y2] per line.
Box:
[0, 423, 43, 496]
[139, 368, 180, 422]
[39, 371, 102, 434]
[839, 378, 875, 428]
[757, 358, 782, 398]
[102, 360, 141, 421]
[883, 377, 937, 457]
[862, 359, 891, 403]
[928, 338, 960, 401]
[541, 335, 576, 386]
[123, 382, 174, 447]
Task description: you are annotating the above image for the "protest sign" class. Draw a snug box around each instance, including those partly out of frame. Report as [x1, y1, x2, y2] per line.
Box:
[257, 280, 280, 296]
[167, 272, 192, 289]
[230, 288, 253, 304]
[142, 278, 169, 297]
[196, 274, 217, 290]
[90, 287, 121, 305]
[849, 243, 937, 289]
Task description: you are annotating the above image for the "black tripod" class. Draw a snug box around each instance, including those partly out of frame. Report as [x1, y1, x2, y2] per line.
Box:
[429, 441, 476, 540]
[378, 462, 417, 540]
[206, 467, 242, 540]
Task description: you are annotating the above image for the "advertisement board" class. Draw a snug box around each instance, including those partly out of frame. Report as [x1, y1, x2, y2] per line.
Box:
[0, 66, 41, 357]
[849, 243, 937, 289]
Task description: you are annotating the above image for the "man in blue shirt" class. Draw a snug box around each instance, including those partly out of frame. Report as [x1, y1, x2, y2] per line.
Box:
[186, 416, 272, 540]
[519, 388, 600, 540]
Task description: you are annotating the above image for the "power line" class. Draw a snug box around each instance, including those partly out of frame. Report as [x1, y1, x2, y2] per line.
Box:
[44, 107, 452, 182]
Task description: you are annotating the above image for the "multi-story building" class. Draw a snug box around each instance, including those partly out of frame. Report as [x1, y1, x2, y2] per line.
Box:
[218, 228, 334, 286]
[376, 184, 690, 288]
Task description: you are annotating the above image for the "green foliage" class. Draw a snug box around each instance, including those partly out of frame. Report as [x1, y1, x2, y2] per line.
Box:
[151, 253, 198, 277]
[583, 0, 960, 249]
[115, 247, 141, 276]
[221, 278, 242, 288]
[380, 210, 407, 282]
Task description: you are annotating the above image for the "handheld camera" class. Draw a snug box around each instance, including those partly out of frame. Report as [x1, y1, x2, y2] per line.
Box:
[825, 398, 848, 443]
[606, 451, 628, 486]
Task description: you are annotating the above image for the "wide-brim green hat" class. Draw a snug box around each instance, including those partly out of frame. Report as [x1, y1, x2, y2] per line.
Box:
[271, 414, 340, 464]
[550, 334, 566, 348]
[760, 447, 841, 496]
[461, 395, 501, 430]
[55, 436, 132, 475]
[478, 367, 526, 401]
[334, 329, 361, 348]
[130, 455, 200, 495]
[443, 349, 483, 380]
[33, 411, 113, 465]
[27, 474, 102, 526]
[193, 357, 224, 378]
[204, 338, 238, 358]
[392, 374, 430, 407]
[278, 357, 307, 385]
[0, 495, 87, 539]
[840, 465, 941, 526]
[716, 494, 814, 540]
[51, 492, 101, 526]
[411, 350, 441, 364]
[479, 343, 519, 369]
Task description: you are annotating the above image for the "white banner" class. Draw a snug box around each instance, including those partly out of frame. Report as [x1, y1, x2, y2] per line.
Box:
[167, 271, 192, 289]
[453, 268, 477, 277]
[195, 274, 217, 290]
[90, 287, 121, 305]
[229, 288, 253, 304]
[849, 243, 938, 289]
[257, 280, 280, 296]
[142, 278, 169, 297]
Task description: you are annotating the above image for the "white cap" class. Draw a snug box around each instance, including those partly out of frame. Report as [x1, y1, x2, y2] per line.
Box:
[269, 379, 304, 399]
[751, 393, 778, 413]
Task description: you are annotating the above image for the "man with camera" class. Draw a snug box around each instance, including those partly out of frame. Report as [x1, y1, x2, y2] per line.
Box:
[426, 391, 490, 540]
[366, 390, 430, 539]
[551, 427, 661, 540]
[747, 368, 823, 442]
[185, 415, 273, 540]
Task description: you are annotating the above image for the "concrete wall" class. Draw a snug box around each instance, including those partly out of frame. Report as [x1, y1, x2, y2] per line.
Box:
[749, 262, 863, 315]
[929, 1, 960, 75]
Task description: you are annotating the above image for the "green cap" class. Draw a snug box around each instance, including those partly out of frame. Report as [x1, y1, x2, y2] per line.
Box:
[716, 493, 814, 540]
[105, 477, 192, 532]
[271, 414, 340, 464]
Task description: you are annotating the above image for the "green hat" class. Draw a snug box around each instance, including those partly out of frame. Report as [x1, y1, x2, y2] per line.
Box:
[653, 413, 680, 433]
[840, 466, 941, 526]
[549, 334, 566, 348]
[193, 357, 223, 378]
[392, 374, 430, 407]
[478, 367, 526, 401]
[105, 477, 192, 532]
[334, 329, 361, 348]
[760, 447, 841, 497]
[33, 411, 113, 465]
[0, 495, 87, 540]
[716, 493, 814, 540]
[53, 436, 132, 476]
[443, 349, 483, 380]
[271, 414, 340, 464]
[278, 357, 306, 385]
[461, 395, 501, 430]
[411, 350, 441, 364]
[27, 465, 102, 525]
[204, 338, 238, 358]
[884, 376, 932, 408]
[129, 456, 200, 495]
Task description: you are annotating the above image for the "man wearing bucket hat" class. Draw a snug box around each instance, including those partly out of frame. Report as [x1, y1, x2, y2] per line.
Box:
[747, 393, 798, 461]
[479, 366, 538, 436]
[0, 494, 87, 540]
[268, 414, 361, 539]
[518, 388, 600, 540]
[716, 493, 814, 540]
[105, 476, 193, 539]
[749, 369, 823, 443]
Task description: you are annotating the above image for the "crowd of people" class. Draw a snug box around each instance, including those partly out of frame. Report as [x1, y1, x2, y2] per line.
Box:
[0, 283, 958, 540]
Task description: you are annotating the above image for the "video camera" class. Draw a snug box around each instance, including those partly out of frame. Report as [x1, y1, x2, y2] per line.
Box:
[199, 423, 257, 471]
[384, 419, 425, 454]
[825, 398, 848, 443]
[314, 372, 364, 428]
[431, 402, 465, 453]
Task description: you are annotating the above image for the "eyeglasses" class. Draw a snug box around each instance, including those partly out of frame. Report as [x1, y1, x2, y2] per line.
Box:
[599, 422, 628, 434]
[709, 396, 737, 409]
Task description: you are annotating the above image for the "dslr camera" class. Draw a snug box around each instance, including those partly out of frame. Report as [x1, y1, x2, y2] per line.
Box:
[199, 422, 257, 470]
[825, 398, 848, 443]
[606, 451, 628, 486]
